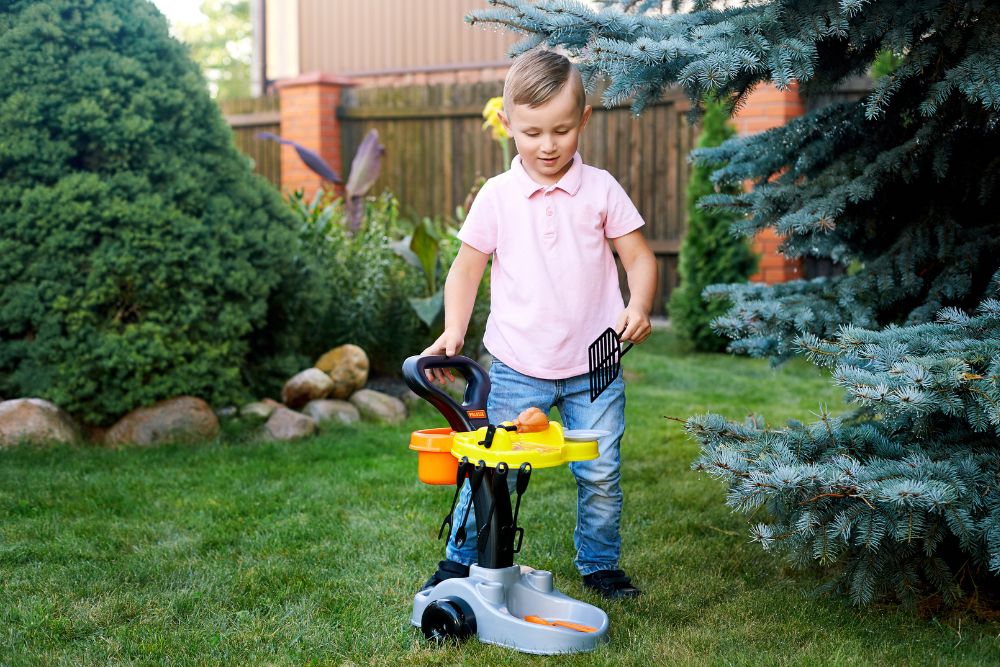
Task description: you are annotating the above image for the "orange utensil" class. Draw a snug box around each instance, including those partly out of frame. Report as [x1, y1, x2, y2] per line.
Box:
[523, 615, 596, 633]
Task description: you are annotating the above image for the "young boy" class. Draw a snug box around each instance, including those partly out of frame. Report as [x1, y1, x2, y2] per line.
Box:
[421, 48, 657, 599]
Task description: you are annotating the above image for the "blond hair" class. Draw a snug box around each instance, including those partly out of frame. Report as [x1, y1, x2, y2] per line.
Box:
[503, 49, 586, 116]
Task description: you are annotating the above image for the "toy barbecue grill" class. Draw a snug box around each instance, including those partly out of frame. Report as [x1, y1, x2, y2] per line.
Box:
[403, 354, 610, 655]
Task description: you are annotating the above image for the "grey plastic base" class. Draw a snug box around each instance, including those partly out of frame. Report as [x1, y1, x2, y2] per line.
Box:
[411, 564, 609, 655]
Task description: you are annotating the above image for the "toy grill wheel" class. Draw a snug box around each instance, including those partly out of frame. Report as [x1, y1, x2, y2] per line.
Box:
[420, 597, 476, 643]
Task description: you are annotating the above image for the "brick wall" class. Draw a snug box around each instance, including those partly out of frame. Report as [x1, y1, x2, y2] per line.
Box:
[275, 72, 356, 196]
[733, 83, 805, 283]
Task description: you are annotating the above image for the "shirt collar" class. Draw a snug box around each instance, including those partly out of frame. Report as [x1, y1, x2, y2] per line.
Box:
[511, 152, 583, 198]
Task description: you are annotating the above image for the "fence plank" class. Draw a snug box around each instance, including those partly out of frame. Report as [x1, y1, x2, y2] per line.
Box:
[338, 83, 696, 313]
[220, 95, 281, 186]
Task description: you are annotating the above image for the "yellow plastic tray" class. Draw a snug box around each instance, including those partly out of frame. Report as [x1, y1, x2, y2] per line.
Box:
[451, 421, 598, 469]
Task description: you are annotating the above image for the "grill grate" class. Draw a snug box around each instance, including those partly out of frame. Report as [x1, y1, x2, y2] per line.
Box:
[587, 327, 633, 402]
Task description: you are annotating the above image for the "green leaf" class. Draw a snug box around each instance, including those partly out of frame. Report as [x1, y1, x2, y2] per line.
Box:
[410, 219, 440, 293]
[387, 236, 421, 269]
[316, 205, 336, 232]
[408, 291, 444, 328]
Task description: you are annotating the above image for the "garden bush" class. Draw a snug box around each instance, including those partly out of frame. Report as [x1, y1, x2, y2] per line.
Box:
[0, 0, 312, 424]
[317, 195, 430, 375]
[295, 191, 493, 374]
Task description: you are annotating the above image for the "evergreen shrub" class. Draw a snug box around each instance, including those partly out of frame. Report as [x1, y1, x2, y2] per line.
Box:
[668, 99, 756, 352]
[0, 0, 312, 424]
[471, 0, 1000, 606]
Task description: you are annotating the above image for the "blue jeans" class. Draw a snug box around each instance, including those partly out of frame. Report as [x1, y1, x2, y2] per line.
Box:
[445, 359, 626, 575]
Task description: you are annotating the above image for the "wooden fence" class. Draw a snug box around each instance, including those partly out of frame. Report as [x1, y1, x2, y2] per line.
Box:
[221, 79, 873, 313]
[220, 95, 281, 185]
[338, 82, 696, 313]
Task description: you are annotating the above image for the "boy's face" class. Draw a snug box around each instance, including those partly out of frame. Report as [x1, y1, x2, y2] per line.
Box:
[500, 82, 592, 186]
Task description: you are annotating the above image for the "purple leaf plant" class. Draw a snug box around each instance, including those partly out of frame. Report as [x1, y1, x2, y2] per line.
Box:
[257, 129, 384, 232]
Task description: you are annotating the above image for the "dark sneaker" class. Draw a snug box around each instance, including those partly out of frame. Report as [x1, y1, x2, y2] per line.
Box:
[420, 559, 470, 592]
[582, 569, 642, 599]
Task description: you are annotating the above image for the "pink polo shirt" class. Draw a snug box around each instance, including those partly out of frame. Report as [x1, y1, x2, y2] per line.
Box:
[458, 153, 645, 379]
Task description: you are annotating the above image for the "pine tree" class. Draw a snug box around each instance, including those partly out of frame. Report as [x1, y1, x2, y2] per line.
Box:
[468, 0, 1000, 605]
[668, 98, 756, 352]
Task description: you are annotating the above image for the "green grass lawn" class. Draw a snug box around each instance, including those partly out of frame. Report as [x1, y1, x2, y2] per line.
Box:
[2, 331, 999, 665]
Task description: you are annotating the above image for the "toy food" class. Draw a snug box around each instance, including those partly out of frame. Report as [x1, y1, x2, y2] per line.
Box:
[514, 407, 548, 433]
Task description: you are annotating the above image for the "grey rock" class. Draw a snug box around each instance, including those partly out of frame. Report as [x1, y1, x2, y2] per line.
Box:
[349, 388, 407, 424]
[303, 399, 360, 426]
[264, 407, 317, 440]
[240, 400, 279, 421]
[364, 376, 420, 405]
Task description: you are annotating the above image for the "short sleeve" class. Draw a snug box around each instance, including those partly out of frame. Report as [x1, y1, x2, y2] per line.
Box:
[456, 179, 499, 254]
[603, 175, 645, 239]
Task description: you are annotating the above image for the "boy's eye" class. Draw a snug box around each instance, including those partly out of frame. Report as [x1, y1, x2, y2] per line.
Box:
[524, 132, 540, 137]
[556, 130, 569, 135]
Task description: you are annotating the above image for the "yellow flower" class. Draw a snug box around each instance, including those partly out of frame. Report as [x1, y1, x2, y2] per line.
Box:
[481, 97, 510, 141]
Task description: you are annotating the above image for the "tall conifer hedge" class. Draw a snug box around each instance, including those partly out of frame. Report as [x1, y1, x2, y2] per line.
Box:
[668, 99, 756, 352]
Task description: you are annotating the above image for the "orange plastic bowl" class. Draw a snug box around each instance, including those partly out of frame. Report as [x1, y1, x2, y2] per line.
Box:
[409, 428, 457, 485]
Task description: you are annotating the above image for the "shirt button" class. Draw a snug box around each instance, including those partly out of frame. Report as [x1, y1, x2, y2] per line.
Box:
[546, 207, 553, 216]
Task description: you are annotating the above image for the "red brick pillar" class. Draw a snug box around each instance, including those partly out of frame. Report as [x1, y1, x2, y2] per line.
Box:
[275, 72, 356, 197]
[733, 83, 805, 283]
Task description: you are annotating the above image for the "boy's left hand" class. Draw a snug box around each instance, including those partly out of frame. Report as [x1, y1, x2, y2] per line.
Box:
[615, 305, 652, 345]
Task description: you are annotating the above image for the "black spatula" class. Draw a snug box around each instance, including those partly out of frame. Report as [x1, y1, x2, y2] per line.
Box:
[588, 327, 633, 402]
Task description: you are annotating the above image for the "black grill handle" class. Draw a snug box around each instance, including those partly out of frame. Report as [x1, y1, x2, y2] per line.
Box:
[402, 355, 491, 432]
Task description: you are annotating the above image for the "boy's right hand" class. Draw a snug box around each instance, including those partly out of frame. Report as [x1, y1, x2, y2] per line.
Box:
[421, 328, 465, 384]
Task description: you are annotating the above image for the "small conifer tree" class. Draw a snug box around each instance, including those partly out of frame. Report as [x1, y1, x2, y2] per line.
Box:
[668, 98, 756, 351]
[469, 0, 1000, 605]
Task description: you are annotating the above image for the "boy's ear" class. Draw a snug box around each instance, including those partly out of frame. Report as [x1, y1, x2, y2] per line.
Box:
[580, 104, 593, 130]
[498, 109, 512, 133]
